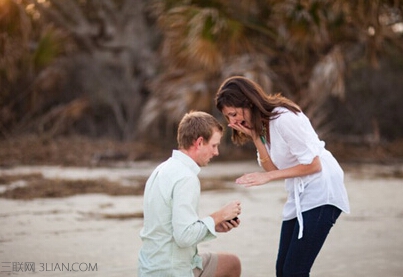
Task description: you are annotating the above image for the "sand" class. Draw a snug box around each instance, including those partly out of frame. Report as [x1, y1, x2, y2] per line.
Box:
[0, 161, 402, 276]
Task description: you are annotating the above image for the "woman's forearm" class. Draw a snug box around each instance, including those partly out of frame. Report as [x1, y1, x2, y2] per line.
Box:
[268, 156, 322, 181]
[253, 137, 277, 171]
[235, 156, 322, 186]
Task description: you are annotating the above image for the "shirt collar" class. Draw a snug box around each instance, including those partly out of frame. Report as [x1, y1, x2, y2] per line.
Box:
[172, 150, 201, 175]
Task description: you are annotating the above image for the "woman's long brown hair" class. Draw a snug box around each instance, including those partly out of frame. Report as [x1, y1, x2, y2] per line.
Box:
[215, 76, 301, 145]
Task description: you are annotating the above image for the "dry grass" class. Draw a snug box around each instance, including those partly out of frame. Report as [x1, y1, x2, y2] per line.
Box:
[0, 172, 234, 200]
[0, 173, 146, 200]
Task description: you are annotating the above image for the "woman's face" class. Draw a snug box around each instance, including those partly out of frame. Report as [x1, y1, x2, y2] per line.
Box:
[221, 106, 252, 129]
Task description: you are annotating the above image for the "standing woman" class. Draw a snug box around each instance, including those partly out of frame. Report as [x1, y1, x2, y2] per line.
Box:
[215, 76, 350, 277]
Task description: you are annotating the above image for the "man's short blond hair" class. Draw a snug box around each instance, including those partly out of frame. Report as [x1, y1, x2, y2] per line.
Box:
[177, 111, 223, 150]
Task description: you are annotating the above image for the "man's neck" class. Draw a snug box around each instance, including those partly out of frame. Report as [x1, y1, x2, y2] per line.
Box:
[179, 148, 199, 166]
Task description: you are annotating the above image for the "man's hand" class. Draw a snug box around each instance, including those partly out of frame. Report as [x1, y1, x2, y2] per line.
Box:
[210, 200, 241, 226]
[216, 217, 240, 232]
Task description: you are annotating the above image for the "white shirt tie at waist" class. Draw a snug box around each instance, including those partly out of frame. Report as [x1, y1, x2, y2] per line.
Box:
[294, 178, 305, 239]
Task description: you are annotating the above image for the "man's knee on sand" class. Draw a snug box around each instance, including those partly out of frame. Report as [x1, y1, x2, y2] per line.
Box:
[216, 253, 241, 277]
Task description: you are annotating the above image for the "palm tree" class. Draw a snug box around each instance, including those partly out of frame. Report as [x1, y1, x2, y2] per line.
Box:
[139, 0, 403, 143]
[3, 0, 402, 144]
[0, 0, 70, 138]
[1, 0, 159, 140]
[138, 0, 276, 142]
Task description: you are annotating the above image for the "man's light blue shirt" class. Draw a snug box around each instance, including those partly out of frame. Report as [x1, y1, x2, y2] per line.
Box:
[138, 150, 217, 277]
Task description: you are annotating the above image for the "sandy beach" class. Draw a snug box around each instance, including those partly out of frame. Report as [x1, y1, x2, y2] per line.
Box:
[1, 161, 403, 276]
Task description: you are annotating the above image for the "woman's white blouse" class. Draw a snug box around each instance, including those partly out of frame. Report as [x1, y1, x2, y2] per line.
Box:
[258, 107, 350, 238]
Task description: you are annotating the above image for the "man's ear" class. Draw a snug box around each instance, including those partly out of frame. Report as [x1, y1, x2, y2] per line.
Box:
[195, 136, 204, 148]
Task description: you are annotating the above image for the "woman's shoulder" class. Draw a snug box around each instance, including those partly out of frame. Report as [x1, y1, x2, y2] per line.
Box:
[273, 106, 299, 120]
[271, 107, 307, 129]
[273, 106, 288, 113]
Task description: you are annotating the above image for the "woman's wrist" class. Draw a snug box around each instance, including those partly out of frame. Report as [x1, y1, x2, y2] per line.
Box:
[259, 156, 271, 163]
[253, 135, 264, 145]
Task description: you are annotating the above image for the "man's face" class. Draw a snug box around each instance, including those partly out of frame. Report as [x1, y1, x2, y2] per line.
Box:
[196, 130, 222, 167]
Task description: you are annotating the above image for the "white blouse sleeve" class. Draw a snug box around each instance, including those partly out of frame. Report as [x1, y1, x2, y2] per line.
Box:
[276, 110, 324, 165]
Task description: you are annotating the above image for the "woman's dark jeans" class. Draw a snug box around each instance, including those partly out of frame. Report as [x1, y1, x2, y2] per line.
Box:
[276, 205, 342, 277]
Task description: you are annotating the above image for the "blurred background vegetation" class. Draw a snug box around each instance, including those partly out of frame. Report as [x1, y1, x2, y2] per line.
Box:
[1, 0, 403, 160]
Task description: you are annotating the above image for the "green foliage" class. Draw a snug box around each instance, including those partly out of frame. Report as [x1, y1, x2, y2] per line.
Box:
[0, 0, 71, 137]
[2, 0, 403, 144]
[33, 29, 64, 69]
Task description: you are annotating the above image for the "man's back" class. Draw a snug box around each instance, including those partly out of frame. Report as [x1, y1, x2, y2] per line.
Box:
[138, 151, 215, 277]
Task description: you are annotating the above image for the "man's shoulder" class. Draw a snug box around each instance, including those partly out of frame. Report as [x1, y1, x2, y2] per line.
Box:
[155, 157, 195, 178]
